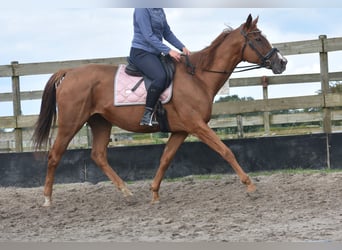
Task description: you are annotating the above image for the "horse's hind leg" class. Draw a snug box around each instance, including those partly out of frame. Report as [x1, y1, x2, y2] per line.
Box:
[43, 126, 82, 207]
[88, 114, 132, 197]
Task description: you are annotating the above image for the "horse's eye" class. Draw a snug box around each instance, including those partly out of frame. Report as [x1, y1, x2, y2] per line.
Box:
[255, 37, 262, 42]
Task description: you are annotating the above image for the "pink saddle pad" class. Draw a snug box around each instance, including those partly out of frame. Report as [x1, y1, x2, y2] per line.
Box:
[114, 64, 172, 106]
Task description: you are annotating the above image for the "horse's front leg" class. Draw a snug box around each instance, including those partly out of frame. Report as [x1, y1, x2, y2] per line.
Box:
[151, 131, 188, 203]
[193, 122, 256, 193]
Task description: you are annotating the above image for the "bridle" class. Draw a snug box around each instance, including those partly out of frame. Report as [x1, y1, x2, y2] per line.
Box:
[240, 28, 279, 69]
[194, 28, 279, 75]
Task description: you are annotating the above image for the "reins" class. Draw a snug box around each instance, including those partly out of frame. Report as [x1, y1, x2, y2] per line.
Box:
[183, 27, 279, 76]
[184, 54, 263, 75]
[202, 64, 263, 74]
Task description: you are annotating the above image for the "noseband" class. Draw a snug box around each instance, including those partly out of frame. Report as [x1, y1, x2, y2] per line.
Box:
[240, 29, 279, 68]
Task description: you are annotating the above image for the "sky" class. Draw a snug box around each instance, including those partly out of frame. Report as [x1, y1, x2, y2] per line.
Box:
[1, 6, 342, 116]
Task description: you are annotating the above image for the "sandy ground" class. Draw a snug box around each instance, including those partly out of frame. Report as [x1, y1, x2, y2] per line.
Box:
[0, 172, 342, 242]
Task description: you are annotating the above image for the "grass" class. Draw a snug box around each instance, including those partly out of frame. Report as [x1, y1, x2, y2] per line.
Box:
[164, 174, 225, 183]
[163, 168, 342, 183]
[50, 168, 342, 189]
[248, 168, 342, 177]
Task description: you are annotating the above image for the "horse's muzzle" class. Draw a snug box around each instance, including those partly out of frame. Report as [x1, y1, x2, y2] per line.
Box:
[271, 52, 287, 74]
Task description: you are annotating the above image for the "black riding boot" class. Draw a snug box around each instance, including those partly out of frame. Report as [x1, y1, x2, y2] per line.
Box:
[140, 86, 163, 126]
[140, 107, 156, 126]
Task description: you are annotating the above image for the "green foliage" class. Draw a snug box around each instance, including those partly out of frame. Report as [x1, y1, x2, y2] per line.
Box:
[215, 94, 254, 103]
[330, 81, 342, 93]
[316, 80, 342, 94]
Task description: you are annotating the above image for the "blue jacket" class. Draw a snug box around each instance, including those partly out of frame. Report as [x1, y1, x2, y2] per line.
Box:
[131, 8, 185, 55]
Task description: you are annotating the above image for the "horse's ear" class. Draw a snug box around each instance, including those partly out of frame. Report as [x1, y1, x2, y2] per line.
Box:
[244, 14, 258, 31]
[252, 16, 259, 27]
[245, 14, 253, 29]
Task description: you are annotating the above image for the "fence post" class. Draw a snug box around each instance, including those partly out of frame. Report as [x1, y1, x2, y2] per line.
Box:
[262, 76, 270, 135]
[319, 35, 332, 170]
[11, 61, 23, 152]
[236, 115, 244, 138]
[319, 35, 332, 134]
[86, 124, 92, 147]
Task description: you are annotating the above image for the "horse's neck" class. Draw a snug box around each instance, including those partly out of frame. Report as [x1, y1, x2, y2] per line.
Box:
[195, 41, 242, 100]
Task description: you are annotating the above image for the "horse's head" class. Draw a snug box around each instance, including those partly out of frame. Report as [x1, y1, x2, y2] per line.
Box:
[240, 14, 287, 74]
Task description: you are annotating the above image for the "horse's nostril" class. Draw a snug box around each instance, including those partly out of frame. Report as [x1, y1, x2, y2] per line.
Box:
[281, 58, 288, 66]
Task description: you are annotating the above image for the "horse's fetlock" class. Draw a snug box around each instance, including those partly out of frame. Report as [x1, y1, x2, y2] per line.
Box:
[150, 185, 159, 193]
[241, 175, 251, 186]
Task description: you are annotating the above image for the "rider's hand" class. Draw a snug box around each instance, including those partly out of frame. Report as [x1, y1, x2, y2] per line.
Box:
[182, 47, 191, 56]
[168, 49, 182, 62]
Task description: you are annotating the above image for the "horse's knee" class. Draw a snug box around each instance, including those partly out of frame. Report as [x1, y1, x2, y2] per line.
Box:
[91, 150, 106, 165]
[47, 152, 61, 170]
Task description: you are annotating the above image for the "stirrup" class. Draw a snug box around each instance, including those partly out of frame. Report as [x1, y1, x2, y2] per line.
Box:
[140, 108, 159, 127]
[140, 118, 159, 127]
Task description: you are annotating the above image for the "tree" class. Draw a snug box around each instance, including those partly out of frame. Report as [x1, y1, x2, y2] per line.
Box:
[316, 81, 342, 94]
[330, 81, 342, 93]
[215, 94, 254, 103]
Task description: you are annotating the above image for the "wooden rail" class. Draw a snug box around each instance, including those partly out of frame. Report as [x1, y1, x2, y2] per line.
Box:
[1, 35, 342, 152]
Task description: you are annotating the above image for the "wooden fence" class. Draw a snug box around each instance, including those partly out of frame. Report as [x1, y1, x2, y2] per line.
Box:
[1, 35, 342, 152]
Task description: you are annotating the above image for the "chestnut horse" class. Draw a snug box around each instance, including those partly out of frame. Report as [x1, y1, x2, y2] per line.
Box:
[33, 15, 287, 207]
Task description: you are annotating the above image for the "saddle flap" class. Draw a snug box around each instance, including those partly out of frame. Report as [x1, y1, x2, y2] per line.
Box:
[159, 55, 175, 88]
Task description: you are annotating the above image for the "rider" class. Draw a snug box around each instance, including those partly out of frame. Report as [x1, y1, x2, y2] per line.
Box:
[129, 8, 191, 126]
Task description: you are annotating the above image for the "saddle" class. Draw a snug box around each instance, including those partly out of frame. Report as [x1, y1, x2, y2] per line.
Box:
[124, 55, 175, 132]
[125, 54, 175, 91]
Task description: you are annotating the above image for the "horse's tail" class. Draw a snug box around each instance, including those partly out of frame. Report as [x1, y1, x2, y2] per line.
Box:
[32, 70, 67, 150]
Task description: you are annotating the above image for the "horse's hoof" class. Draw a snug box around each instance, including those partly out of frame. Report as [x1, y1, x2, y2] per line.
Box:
[246, 183, 257, 193]
[120, 186, 133, 197]
[42, 196, 52, 207]
[151, 198, 160, 205]
[151, 191, 160, 204]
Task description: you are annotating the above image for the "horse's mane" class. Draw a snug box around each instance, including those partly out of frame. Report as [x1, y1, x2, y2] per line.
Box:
[197, 27, 234, 69]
